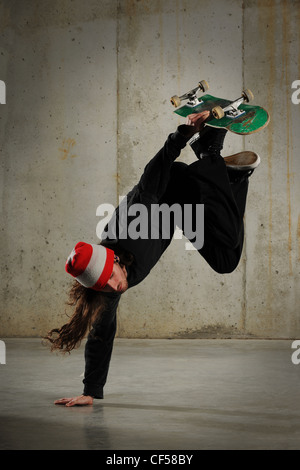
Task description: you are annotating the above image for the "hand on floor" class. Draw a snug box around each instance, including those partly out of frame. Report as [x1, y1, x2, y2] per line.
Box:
[54, 394, 94, 406]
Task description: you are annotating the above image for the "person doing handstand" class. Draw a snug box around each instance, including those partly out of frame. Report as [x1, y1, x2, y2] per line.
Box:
[44, 111, 260, 406]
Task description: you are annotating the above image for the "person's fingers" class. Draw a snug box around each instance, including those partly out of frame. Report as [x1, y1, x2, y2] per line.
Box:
[186, 111, 210, 126]
[54, 397, 72, 405]
[54, 395, 93, 406]
[191, 110, 210, 120]
[65, 399, 76, 407]
[194, 111, 210, 124]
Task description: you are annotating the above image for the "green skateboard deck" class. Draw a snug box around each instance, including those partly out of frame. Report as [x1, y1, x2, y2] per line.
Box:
[171, 87, 270, 135]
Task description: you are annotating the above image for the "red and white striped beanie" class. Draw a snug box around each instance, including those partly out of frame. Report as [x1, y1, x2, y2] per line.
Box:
[65, 242, 114, 291]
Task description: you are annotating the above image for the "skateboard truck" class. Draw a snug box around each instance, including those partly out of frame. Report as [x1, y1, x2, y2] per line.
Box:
[212, 89, 254, 120]
[170, 80, 209, 108]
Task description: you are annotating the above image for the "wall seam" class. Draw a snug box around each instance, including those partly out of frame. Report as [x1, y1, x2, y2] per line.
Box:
[116, 0, 120, 205]
[242, 0, 247, 335]
[116, 0, 121, 336]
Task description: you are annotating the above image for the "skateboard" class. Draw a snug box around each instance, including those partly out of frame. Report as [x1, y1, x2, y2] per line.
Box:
[170, 80, 270, 135]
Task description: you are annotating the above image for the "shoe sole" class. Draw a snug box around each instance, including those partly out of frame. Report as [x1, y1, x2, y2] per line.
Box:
[223, 151, 260, 171]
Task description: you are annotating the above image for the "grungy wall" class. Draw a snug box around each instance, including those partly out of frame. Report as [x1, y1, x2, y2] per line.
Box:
[0, 0, 299, 339]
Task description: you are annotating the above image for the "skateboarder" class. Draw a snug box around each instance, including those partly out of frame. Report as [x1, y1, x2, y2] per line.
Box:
[45, 111, 260, 406]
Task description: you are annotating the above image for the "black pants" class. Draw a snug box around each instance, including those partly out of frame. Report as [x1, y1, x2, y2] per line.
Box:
[139, 139, 249, 274]
[163, 157, 248, 273]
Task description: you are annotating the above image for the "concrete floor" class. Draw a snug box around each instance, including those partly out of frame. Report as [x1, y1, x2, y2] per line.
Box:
[0, 338, 299, 450]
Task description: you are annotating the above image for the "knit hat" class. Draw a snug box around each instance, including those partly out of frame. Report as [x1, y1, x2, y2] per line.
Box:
[65, 242, 114, 291]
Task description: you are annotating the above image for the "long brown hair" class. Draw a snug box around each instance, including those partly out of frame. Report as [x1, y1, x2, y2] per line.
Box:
[43, 242, 134, 353]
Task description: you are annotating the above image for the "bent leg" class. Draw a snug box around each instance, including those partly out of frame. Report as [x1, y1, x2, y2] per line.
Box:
[187, 156, 242, 246]
[164, 157, 249, 274]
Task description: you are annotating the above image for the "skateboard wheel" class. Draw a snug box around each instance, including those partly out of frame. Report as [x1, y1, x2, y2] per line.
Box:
[242, 89, 254, 103]
[212, 106, 225, 119]
[170, 95, 181, 107]
[199, 80, 209, 92]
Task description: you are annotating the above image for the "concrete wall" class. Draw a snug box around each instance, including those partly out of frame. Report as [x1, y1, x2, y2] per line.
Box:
[0, 0, 299, 339]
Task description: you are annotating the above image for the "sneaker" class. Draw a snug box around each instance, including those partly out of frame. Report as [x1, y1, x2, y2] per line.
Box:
[224, 151, 260, 170]
[189, 126, 227, 159]
[224, 151, 260, 183]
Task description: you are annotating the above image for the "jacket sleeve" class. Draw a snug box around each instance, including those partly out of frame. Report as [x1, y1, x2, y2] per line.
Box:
[82, 294, 121, 399]
[137, 125, 194, 204]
